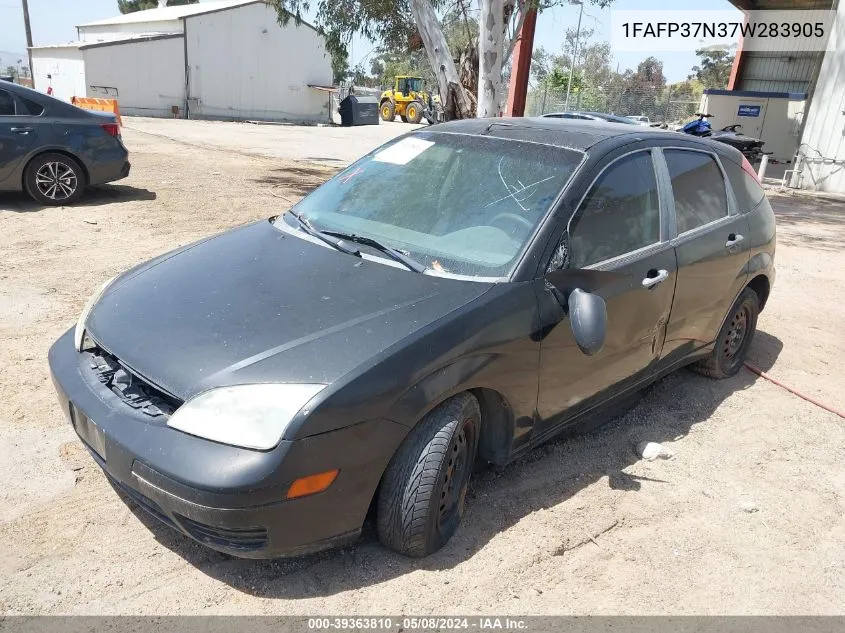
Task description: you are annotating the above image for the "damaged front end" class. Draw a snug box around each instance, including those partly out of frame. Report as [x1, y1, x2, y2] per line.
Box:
[86, 345, 180, 418]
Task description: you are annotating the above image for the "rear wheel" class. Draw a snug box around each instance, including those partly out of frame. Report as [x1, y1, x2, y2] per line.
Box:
[24, 153, 85, 206]
[692, 287, 759, 379]
[380, 100, 395, 122]
[377, 393, 480, 557]
[405, 101, 423, 124]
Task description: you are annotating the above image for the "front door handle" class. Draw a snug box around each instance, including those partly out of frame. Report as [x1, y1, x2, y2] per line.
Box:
[642, 269, 669, 288]
[726, 233, 745, 248]
[10, 127, 33, 134]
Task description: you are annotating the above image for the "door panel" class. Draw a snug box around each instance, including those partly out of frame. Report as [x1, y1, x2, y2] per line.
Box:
[535, 149, 677, 436]
[536, 246, 677, 433]
[0, 89, 37, 186]
[661, 215, 751, 360]
[660, 149, 751, 361]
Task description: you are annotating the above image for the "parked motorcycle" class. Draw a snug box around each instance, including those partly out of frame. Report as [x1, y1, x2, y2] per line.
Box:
[680, 113, 768, 163]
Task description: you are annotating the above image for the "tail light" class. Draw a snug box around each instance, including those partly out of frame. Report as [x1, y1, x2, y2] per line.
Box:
[101, 123, 120, 138]
[740, 155, 760, 183]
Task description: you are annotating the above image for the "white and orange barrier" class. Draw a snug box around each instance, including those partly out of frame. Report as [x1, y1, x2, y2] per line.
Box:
[71, 96, 123, 126]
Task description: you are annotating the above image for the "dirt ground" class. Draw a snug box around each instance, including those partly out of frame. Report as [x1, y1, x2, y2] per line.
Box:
[1, 124, 844, 615]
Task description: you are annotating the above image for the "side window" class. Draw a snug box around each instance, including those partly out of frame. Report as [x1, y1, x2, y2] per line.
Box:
[16, 96, 45, 116]
[665, 149, 729, 234]
[722, 158, 765, 212]
[567, 152, 661, 268]
[0, 90, 15, 116]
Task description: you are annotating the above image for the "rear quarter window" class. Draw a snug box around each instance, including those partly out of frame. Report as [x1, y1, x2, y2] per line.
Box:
[0, 90, 14, 115]
[723, 158, 766, 212]
[16, 96, 45, 116]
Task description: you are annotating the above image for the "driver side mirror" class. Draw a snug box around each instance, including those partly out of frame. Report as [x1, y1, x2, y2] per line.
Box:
[545, 270, 609, 356]
[567, 288, 607, 356]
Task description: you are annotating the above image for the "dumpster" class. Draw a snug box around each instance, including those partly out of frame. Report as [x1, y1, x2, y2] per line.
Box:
[339, 94, 380, 126]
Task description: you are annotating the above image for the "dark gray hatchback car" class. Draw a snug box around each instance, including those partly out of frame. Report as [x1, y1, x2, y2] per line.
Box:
[0, 81, 129, 205]
[49, 118, 775, 559]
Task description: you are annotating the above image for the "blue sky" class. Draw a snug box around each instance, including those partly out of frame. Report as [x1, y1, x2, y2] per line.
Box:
[0, 0, 741, 82]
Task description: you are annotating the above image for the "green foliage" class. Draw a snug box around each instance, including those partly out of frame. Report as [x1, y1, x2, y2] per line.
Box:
[267, 0, 429, 88]
[267, 0, 612, 96]
[367, 50, 433, 90]
[689, 46, 735, 88]
[117, 0, 197, 14]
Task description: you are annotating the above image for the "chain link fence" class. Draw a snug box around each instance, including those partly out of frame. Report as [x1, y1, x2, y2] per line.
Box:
[525, 83, 703, 128]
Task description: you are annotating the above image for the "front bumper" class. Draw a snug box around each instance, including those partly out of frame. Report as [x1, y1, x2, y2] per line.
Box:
[48, 328, 406, 558]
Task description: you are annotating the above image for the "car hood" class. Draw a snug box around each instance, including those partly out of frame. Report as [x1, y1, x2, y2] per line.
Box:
[87, 220, 492, 401]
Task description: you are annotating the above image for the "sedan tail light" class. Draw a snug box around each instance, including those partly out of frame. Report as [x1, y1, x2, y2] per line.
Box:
[101, 123, 121, 138]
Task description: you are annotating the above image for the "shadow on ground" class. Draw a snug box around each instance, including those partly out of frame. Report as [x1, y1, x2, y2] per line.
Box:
[252, 165, 340, 198]
[0, 184, 156, 213]
[769, 193, 845, 251]
[121, 330, 784, 598]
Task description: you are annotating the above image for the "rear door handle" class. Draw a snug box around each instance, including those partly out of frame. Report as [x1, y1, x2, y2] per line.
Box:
[642, 269, 669, 288]
[726, 233, 745, 248]
[10, 127, 33, 134]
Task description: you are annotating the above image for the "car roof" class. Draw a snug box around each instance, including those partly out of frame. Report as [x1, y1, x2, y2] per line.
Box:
[0, 81, 91, 116]
[429, 116, 737, 156]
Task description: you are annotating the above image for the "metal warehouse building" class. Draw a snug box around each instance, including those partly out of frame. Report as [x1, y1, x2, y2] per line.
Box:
[729, 0, 845, 194]
[29, 0, 332, 123]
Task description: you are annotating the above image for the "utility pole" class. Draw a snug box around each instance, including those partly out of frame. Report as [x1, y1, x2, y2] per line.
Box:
[21, 0, 34, 86]
[564, 0, 584, 112]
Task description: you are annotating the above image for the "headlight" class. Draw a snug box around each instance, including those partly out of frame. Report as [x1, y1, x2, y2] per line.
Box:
[74, 275, 118, 351]
[166, 384, 326, 450]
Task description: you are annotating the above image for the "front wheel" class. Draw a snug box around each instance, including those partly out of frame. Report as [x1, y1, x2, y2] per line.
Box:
[692, 287, 759, 379]
[377, 393, 480, 557]
[380, 100, 395, 122]
[24, 153, 85, 206]
[405, 101, 423, 124]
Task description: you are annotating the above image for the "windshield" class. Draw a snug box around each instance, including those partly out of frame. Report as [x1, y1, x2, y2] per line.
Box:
[407, 78, 423, 92]
[276, 132, 583, 278]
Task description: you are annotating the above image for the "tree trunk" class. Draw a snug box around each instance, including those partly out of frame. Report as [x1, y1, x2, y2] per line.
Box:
[409, 0, 474, 119]
[477, 0, 505, 117]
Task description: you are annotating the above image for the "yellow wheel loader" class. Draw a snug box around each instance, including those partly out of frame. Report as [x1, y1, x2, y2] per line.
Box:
[379, 76, 441, 124]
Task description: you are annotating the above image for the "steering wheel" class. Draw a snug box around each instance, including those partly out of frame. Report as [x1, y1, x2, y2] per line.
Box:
[489, 212, 533, 236]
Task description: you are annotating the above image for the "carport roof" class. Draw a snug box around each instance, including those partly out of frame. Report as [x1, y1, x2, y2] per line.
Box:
[29, 33, 182, 51]
[76, 0, 260, 27]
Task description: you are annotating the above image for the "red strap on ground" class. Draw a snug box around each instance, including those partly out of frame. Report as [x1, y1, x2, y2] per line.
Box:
[744, 362, 845, 420]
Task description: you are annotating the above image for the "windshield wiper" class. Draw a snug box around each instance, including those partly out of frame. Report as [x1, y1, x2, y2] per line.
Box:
[288, 211, 361, 257]
[321, 230, 427, 273]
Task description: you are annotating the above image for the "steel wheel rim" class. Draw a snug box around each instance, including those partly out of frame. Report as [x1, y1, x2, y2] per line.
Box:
[35, 161, 77, 201]
[408, 105, 417, 119]
[436, 418, 474, 533]
[723, 305, 749, 360]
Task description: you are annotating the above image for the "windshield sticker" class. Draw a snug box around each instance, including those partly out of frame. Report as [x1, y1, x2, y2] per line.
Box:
[373, 137, 435, 165]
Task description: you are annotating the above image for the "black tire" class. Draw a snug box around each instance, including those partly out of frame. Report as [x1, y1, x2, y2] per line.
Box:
[692, 287, 759, 379]
[377, 392, 480, 557]
[24, 152, 85, 206]
[405, 101, 423, 124]
[380, 100, 395, 122]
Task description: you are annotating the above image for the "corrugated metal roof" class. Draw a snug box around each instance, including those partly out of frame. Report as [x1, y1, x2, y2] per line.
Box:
[76, 0, 260, 28]
[30, 33, 181, 51]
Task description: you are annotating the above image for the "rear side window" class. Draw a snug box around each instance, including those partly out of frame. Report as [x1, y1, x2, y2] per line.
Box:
[0, 90, 15, 115]
[16, 96, 44, 116]
[665, 149, 728, 234]
[569, 151, 661, 267]
[723, 159, 765, 212]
